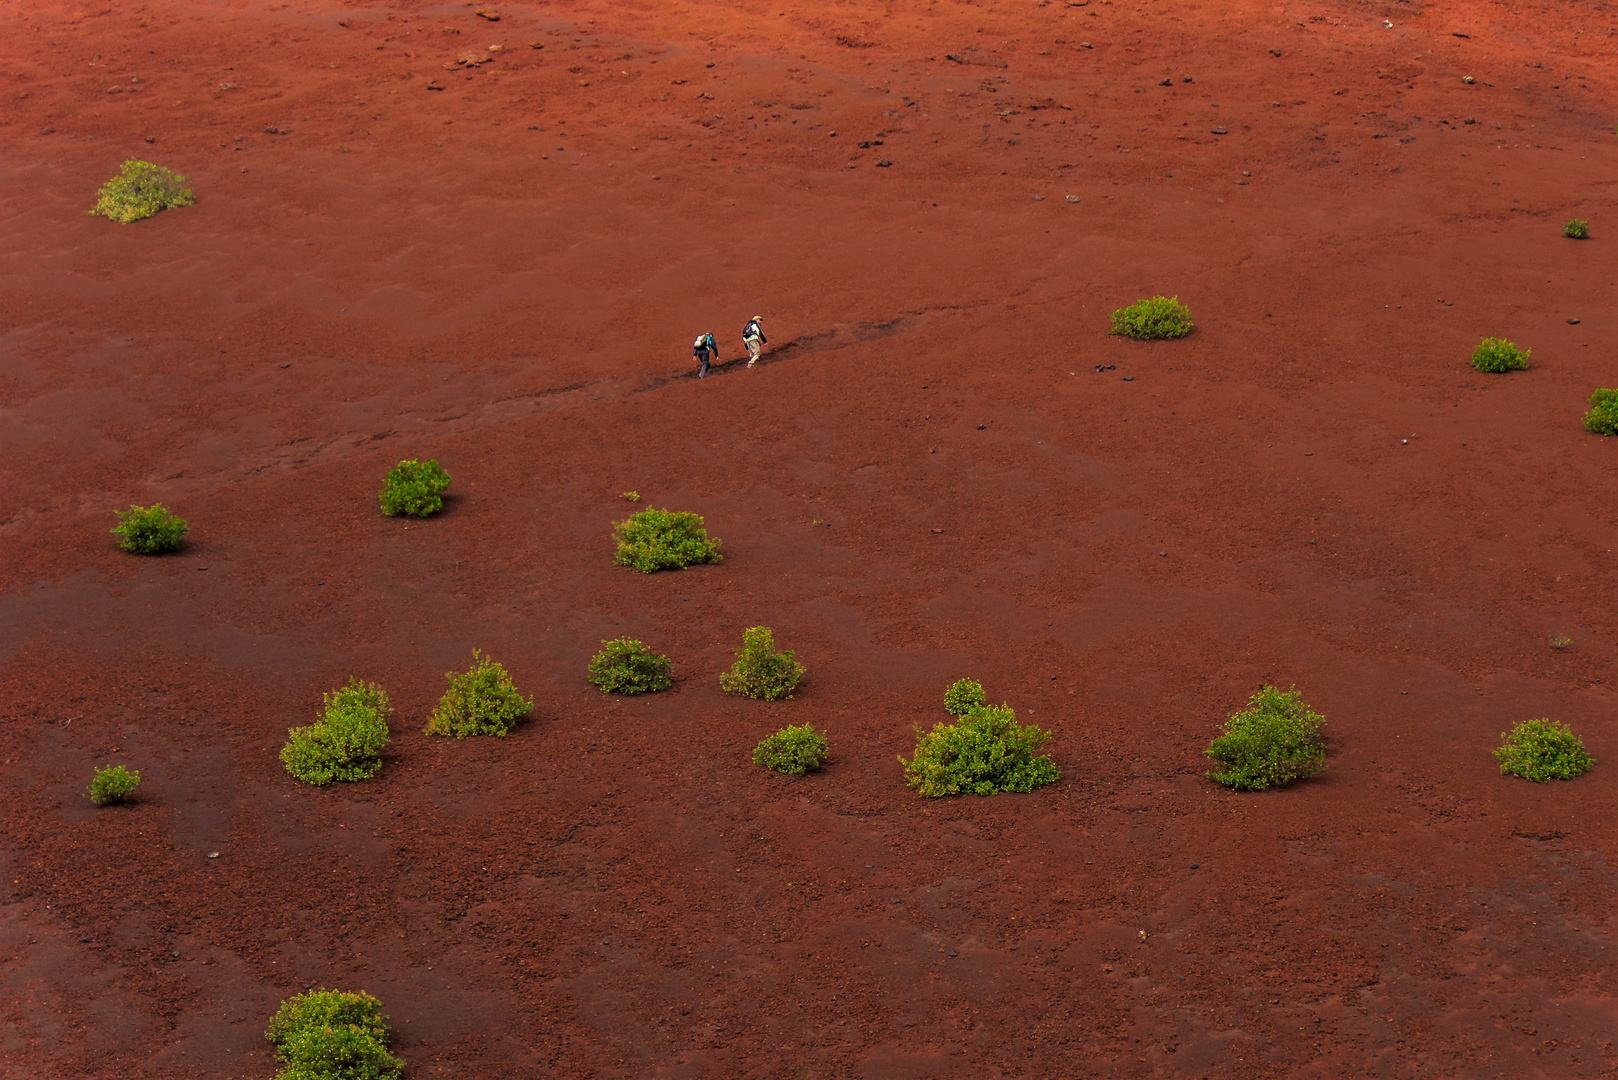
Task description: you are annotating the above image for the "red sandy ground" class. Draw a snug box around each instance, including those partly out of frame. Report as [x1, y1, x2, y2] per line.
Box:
[2, 0, 1616, 1076]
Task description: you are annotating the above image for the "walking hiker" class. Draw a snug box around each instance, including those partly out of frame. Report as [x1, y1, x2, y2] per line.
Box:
[693, 332, 717, 379]
[742, 315, 766, 368]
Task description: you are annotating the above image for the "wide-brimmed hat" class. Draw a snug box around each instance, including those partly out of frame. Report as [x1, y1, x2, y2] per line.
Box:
[751, 315, 763, 321]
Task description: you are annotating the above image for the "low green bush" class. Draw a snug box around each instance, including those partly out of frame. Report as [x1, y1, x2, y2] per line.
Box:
[943, 678, 986, 717]
[588, 638, 672, 694]
[612, 508, 723, 572]
[753, 723, 829, 775]
[379, 458, 451, 517]
[88, 765, 140, 805]
[111, 503, 187, 554]
[1563, 219, 1590, 239]
[1583, 389, 1618, 435]
[266, 989, 403, 1080]
[719, 626, 804, 700]
[1109, 295, 1193, 340]
[281, 679, 392, 786]
[426, 650, 532, 737]
[1494, 718, 1594, 782]
[1471, 337, 1529, 374]
[1205, 685, 1326, 791]
[89, 160, 196, 224]
[901, 704, 1058, 797]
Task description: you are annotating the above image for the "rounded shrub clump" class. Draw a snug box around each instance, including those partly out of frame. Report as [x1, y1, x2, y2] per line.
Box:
[944, 677, 987, 717]
[719, 626, 804, 700]
[901, 703, 1058, 797]
[427, 649, 532, 737]
[1583, 389, 1618, 435]
[111, 503, 187, 554]
[1109, 295, 1193, 340]
[1471, 337, 1530, 374]
[379, 458, 451, 517]
[612, 508, 723, 572]
[266, 988, 403, 1080]
[89, 160, 196, 224]
[88, 765, 141, 806]
[1563, 219, 1590, 239]
[753, 723, 829, 775]
[1205, 685, 1326, 791]
[588, 638, 673, 695]
[281, 679, 392, 786]
[1494, 718, 1594, 782]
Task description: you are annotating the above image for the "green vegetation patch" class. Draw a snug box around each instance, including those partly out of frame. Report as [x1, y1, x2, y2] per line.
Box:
[901, 703, 1058, 797]
[612, 507, 722, 572]
[281, 679, 392, 786]
[89, 160, 196, 224]
[88, 765, 141, 806]
[943, 677, 987, 717]
[427, 649, 532, 737]
[719, 626, 804, 701]
[588, 638, 673, 695]
[379, 458, 451, 517]
[1583, 388, 1618, 435]
[111, 503, 187, 554]
[266, 989, 403, 1080]
[1109, 295, 1194, 340]
[753, 723, 829, 775]
[1494, 718, 1594, 782]
[1563, 219, 1590, 239]
[1471, 337, 1530, 374]
[1205, 685, 1326, 791]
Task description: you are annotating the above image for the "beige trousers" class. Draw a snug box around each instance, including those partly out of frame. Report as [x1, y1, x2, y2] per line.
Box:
[745, 336, 762, 366]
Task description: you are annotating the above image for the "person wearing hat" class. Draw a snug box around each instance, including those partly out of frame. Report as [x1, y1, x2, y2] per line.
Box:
[692, 331, 718, 379]
[742, 315, 767, 368]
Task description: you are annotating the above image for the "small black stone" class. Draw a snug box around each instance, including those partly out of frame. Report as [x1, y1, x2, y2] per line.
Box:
[1190, 863, 1199, 869]
[977, 423, 986, 430]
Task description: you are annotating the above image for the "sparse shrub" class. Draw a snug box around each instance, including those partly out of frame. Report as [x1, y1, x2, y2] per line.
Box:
[944, 677, 987, 717]
[110, 503, 187, 554]
[612, 507, 722, 572]
[88, 765, 140, 805]
[621, 491, 640, 502]
[1205, 685, 1326, 791]
[1494, 718, 1594, 782]
[266, 988, 403, 1080]
[753, 723, 829, 775]
[587, 638, 672, 695]
[379, 458, 451, 517]
[1563, 219, 1590, 239]
[1549, 633, 1573, 650]
[1109, 295, 1193, 340]
[719, 626, 804, 700]
[1471, 337, 1529, 374]
[426, 649, 532, 737]
[281, 679, 392, 786]
[1582, 389, 1618, 435]
[89, 160, 196, 224]
[901, 703, 1058, 797]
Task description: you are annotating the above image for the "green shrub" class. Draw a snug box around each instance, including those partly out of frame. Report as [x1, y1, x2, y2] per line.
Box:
[621, 490, 640, 502]
[1205, 685, 1326, 791]
[1494, 718, 1594, 782]
[612, 507, 723, 572]
[719, 626, 804, 700]
[89, 160, 196, 224]
[901, 704, 1058, 797]
[88, 765, 140, 805]
[587, 638, 673, 694]
[1563, 219, 1590, 239]
[379, 458, 451, 517]
[266, 989, 403, 1080]
[426, 649, 532, 737]
[110, 503, 187, 554]
[753, 723, 829, 775]
[1109, 295, 1193, 340]
[281, 679, 392, 786]
[944, 678, 986, 717]
[1583, 388, 1618, 435]
[1471, 337, 1529, 374]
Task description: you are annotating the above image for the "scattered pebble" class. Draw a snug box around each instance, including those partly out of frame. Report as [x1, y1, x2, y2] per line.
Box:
[475, 7, 500, 19]
[1567, 317, 1580, 325]
[1065, 194, 1079, 203]
[1122, 375, 1134, 381]
[1032, 194, 1045, 201]
[1211, 126, 1228, 135]
[207, 852, 220, 859]
[1269, 48, 1283, 57]
[977, 423, 987, 430]
[875, 159, 892, 167]
[279, 362, 291, 369]
[1462, 75, 1475, 84]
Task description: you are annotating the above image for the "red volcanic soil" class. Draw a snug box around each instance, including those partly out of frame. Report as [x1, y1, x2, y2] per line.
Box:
[3, 0, 1617, 1076]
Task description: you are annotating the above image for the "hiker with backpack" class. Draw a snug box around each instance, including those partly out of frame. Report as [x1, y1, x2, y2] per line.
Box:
[742, 316, 766, 368]
[693, 332, 718, 379]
